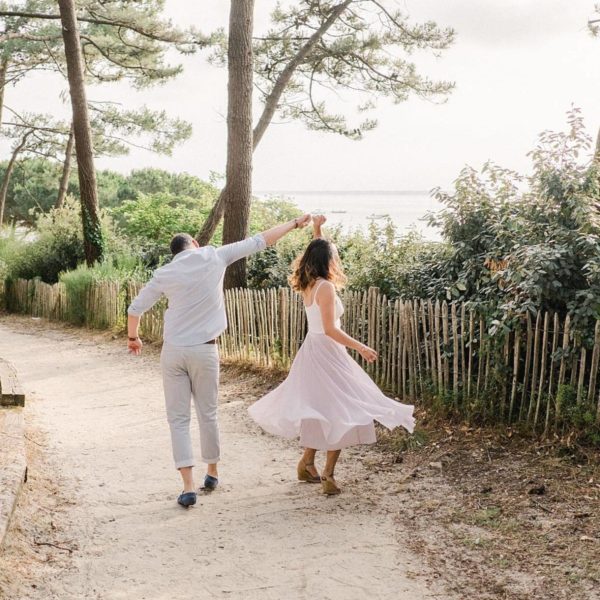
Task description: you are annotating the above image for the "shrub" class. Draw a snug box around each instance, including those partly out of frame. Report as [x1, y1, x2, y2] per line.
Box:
[113, 192, 213, 263]
[248, 231, 307, 288]
[9, 200, 86, 283]
[5, 197, 132, 284]
[336, 222, 443, 298]
[421, 108, 600, 338]
[248, 219, 445, 295]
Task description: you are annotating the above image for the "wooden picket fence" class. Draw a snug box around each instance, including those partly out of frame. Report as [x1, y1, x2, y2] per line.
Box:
[3, 278, 600, 431]
[4, 278, 125, 329]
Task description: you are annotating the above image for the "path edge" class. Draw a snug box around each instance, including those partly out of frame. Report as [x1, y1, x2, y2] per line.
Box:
[0, 401, 27, 549]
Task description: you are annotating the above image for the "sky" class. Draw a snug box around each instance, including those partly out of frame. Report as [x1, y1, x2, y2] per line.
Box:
[3, 1, 600, 192]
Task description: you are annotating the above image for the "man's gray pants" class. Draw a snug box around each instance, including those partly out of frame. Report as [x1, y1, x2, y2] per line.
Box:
[160, 343, 220, 468]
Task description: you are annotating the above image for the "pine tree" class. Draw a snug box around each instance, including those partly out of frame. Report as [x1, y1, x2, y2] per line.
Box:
[197, 0, 455, 288]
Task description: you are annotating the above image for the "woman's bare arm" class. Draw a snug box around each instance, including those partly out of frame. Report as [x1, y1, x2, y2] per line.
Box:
[312, 214, 326, 239]
[317, 281, 377, 363]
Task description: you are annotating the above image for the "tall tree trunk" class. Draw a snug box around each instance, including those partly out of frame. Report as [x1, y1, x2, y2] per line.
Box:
[195, 0, 351, 246]
[222, 0, 254, 289]
[0, 131, 30, 225]
[56, 123, 75, 209]
[0, 56, 8, 128]
[57, 0, 103, 265]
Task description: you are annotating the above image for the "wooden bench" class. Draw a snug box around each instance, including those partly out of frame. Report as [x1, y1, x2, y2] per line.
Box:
[0, 359, 25, 407]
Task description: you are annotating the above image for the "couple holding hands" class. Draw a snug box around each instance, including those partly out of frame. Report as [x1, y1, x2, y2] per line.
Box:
[127, 214, 414, 507]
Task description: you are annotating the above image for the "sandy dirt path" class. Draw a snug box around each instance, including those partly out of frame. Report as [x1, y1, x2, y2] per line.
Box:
[0, 316, 445, 600]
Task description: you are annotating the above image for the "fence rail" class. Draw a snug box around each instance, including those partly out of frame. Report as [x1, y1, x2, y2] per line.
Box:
[4, 278, 600, 432]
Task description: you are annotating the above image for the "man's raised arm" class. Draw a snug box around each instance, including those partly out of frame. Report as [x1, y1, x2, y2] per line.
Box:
[261, 214, 311, 246]
[216, 214, 311, 266]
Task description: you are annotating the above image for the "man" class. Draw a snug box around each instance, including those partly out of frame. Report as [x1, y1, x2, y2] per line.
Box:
[127, 215, 311, 507]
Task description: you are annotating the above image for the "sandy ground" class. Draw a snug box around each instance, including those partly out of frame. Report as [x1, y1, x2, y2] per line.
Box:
[0, 315, 447, 600]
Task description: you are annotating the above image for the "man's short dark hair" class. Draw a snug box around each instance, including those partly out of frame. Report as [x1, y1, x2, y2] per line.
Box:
[170, 233, 195, 256]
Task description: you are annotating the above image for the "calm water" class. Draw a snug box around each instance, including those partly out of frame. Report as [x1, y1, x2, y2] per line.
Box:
[254, 190, 443, 240]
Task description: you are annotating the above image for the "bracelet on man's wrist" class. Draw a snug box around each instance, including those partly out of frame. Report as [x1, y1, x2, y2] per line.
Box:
[128, 336, 139, 342]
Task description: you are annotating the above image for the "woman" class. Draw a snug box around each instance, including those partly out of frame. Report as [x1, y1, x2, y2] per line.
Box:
[248, 216, 415, 495]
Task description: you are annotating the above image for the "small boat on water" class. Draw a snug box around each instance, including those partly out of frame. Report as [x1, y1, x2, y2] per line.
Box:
[367, 213, 389, 220]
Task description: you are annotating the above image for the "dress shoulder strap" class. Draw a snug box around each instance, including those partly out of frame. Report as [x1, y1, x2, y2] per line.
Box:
[310, 278, 328, 306]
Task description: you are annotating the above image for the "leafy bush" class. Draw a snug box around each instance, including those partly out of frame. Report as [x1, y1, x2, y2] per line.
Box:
[4, 197, 130, 284]
[248, 230, 307, 288]
[9, 200, 86, 282]
[115, 190, 304, 270]
[247, 196, 301, 234]
[247, 218, 445, 295]
[113, 192, 214, 261]
[420, 108, 600, 337]
[336, 222, 443, 298]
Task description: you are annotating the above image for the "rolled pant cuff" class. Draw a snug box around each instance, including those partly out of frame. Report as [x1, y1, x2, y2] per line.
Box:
[175, 459, 195, 469]
[202, 456, 220, 464]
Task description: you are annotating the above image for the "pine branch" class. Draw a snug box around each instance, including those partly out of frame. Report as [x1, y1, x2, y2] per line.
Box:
[0, 9, 206, 46]
[0, 30, 60, 42]
[253, 0, 352, 148]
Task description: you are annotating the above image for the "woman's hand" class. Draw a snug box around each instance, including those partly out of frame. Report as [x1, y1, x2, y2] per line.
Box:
[312, 214, 327, 228]
[358, 344, 378, 363]
[312, 214, 326, 239]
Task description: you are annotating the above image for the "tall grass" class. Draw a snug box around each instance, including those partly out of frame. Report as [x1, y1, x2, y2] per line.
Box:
[59, 255, 147, 324]
[0, 226, 27, 283]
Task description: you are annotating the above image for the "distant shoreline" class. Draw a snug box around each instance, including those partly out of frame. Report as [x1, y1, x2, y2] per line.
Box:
[252, 189, 442, 240]
[254, 190, 431, 196]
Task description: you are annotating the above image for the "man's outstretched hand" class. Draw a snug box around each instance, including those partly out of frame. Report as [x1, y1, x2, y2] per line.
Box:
[295, 214, 312, 229]
[128, 337, 143, 356]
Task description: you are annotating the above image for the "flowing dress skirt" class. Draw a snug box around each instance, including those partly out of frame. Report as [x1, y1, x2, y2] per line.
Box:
[248, 332, 415, 450]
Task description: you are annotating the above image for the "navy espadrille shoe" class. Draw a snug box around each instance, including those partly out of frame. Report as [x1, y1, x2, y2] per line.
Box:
[202, 474, 218, 491]
[177, 491, 197, 508]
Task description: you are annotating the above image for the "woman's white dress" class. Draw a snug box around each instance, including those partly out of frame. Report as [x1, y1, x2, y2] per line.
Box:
[248, 281, 415, 450]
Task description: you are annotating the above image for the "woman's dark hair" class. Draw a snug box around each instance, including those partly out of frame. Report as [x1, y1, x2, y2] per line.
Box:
[289, 238, 346, 292]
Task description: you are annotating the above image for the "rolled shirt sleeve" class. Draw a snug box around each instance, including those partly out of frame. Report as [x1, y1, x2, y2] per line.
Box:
[215, 234, 267, 267]
[127, 275, 163, 317]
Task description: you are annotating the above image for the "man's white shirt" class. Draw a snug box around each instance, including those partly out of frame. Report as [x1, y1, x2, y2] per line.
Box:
[128, 235, 267, 346]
